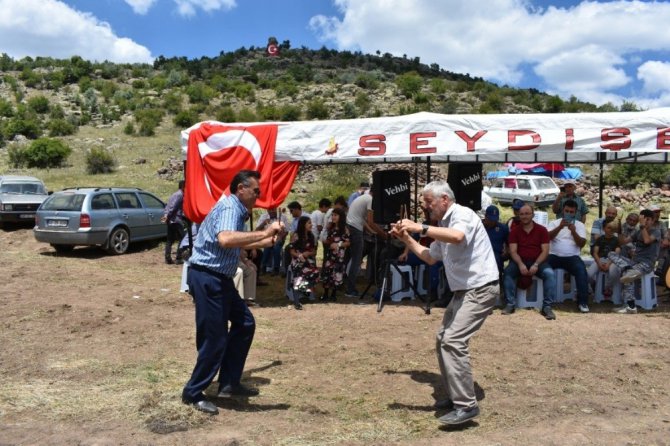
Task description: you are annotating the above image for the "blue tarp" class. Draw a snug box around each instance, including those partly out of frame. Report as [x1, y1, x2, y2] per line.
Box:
[486, 167, 582, 180]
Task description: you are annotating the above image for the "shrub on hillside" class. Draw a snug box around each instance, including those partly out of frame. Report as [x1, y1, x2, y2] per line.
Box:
[3, 115, 42, 140]
[86, 147, 117, 174]
[395, 71, 423, 98]
[11, 138, 72, 168]
[27, 95, 50, 114]
[306, 99, 329, 119]
[173, 109, 200, 127]
[606, 164, 670, 188]
[134, 108, 164, 137]
[0, 98, 13, 117]
[48, 118, 77, 136]
[7, 144, 28, 167]
[215, 106, 236, 123]
[279, 104, 302, 121]
[124, 122, 135, 135]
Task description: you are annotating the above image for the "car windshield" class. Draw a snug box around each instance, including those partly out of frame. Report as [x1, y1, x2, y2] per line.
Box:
[0, 182, 46, 194]
[534, 178, 557, 189]
[41, 193, 86, 211]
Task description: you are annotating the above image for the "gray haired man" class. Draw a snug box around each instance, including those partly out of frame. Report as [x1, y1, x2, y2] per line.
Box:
[392, 180, 499, 426]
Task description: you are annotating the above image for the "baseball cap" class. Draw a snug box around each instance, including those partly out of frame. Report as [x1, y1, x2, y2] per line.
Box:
[485, 205, 500, 222]
[360, 181, 370, 189]
[512, 199, 524, 210]
[563, 180, 576, 186]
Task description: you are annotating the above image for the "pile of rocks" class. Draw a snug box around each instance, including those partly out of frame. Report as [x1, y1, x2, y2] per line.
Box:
[157, 156, 184, 180]
[559, 180, 670, 212]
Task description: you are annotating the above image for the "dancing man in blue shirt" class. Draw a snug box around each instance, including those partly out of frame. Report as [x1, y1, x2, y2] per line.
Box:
[182, 170, 284, 415]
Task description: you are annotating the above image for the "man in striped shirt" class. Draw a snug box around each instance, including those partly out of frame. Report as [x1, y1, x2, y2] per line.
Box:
[182, 170, 284, 415]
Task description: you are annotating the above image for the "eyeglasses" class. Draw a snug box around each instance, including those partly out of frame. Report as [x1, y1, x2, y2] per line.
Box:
[242, 184, 261, 196]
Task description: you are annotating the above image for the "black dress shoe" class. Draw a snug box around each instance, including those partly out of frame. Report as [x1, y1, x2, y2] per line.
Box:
[438, 406, 480, 425]
[434, 398, 454, 410]
[218, 383, 260, 398]
[182, 398, 219, 415]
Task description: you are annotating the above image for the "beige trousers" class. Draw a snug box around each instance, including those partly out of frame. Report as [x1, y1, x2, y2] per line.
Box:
[436, 281, 498, 410]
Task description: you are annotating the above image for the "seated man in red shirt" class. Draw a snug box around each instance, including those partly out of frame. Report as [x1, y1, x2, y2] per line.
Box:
[502, 204, 557, 320]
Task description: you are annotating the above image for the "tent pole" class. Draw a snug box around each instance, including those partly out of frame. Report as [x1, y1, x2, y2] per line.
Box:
[598, 154, 605, 218]
[427, 157, 432, 183]
[414, 161, 419, 221]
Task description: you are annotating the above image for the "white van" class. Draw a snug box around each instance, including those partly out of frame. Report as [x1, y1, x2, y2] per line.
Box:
[484, 175, 560, 207]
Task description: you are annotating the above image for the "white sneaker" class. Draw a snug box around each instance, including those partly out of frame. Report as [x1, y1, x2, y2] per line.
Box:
[614, 305, 637, 314]
[578, 304, 590, 313]
[620, 269, 642, 284]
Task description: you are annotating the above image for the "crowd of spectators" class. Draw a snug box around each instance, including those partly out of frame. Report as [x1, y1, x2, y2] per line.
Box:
[178, 177, 667, 315]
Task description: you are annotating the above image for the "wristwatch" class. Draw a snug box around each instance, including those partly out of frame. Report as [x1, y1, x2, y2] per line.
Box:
[421, 224, 429, 235]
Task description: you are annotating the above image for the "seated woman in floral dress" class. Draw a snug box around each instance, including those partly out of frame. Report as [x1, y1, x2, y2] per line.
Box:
[320, 208, 350, 301]
[288, 216, 320, 309]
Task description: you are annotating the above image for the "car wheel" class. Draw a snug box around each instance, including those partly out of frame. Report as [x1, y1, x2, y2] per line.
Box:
[51, 244, 74, 253]
[106, 227, 129, 255]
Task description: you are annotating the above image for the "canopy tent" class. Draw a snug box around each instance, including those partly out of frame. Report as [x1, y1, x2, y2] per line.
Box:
[181, 108, 670, 222]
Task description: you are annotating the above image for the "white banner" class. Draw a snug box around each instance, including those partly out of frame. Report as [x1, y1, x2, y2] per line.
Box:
[182, 108, 670, 164]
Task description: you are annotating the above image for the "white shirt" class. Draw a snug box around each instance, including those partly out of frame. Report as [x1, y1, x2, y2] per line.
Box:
[319, 208, 334, 242]
[311, 209, 325, 239]
[257, 212, 290, 240]
[547, 218, 587, 257]
[428, 203, 499, 291]
[346, 194, 372, 232]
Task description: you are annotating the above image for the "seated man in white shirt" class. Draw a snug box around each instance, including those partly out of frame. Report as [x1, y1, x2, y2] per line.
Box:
[547, 199, 591, 313]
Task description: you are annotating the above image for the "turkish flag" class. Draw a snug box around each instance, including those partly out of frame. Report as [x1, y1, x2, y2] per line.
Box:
[184, 123, 299, 223]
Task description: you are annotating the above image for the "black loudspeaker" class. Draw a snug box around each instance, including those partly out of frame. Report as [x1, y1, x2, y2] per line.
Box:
[447, 163, 482, 211]
[372, 170, 411, 225]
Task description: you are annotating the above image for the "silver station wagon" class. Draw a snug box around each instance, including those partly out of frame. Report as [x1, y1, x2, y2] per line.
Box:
[34, 187, 166, 254]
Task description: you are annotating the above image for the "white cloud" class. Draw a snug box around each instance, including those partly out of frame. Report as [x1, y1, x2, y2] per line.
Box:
[0, 0, 153, 63]
[310, 0, 670, 106]
[124, 0, 157, 15]
[535, 45, 629, 93]
[174, 0, 236, 18]
[637, 61, 670, 94]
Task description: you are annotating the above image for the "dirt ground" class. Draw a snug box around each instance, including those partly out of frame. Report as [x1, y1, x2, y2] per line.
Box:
[1, 225, 670, 446]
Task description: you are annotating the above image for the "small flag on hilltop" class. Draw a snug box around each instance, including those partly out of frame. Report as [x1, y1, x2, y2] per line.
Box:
[266, 36, 279, 57]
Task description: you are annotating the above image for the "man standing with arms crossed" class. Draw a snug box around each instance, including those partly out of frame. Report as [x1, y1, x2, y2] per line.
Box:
[393, 180, 499, 426]
[182, 170, 284, 415]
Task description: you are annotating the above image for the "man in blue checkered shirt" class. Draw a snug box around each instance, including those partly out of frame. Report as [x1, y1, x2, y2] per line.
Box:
[182, 170, 284, 415]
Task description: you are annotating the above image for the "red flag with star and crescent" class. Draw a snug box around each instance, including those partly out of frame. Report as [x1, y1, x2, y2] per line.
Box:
[184, 123, 300, 223]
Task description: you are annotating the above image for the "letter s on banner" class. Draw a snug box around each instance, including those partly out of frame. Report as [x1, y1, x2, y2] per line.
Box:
[359, 134, 386, 156]
[601, 128, 631, 151]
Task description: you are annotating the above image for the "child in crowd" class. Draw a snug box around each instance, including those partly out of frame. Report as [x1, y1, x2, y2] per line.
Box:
[320, 208, 350, 301]
[588, 221, 621, 298]
[288, 216, 320, 309]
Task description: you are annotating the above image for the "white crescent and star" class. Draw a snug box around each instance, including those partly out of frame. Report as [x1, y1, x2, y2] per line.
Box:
[198, 129, 262, 167]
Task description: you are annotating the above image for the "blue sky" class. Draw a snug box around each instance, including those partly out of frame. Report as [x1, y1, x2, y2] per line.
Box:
[1, 0, 669, 108]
